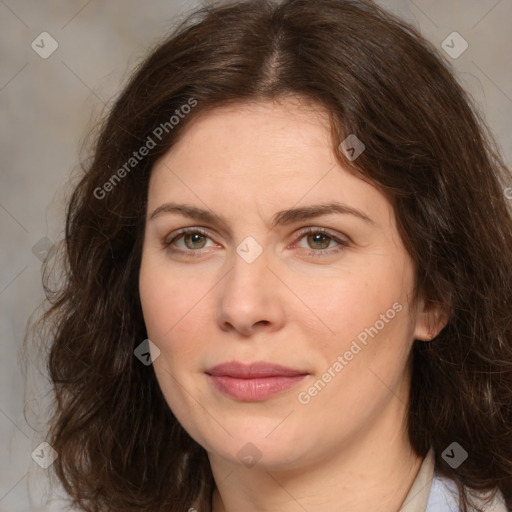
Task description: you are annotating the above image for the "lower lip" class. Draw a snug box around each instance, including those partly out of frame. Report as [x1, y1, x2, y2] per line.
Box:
[207, 374, 307, 401]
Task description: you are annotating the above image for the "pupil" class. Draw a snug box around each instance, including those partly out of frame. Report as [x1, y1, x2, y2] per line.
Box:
[310, 233, 328, 249]
[187, 233, 205, 248]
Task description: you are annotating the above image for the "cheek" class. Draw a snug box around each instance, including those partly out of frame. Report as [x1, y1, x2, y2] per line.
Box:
[139, 261, 217, 385]
[303, 261, 414, 394]
[299, 265, 406, 342]
[139, 261, 205, 414]
[140, 252, 202, 338]
[139, 268, 170, 342]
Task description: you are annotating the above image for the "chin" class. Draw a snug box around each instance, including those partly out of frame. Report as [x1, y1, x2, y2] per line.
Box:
[204, 428, 310, 468]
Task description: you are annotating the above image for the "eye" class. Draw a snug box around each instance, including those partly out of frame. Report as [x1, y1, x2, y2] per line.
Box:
[162, 228, 216, 258]
[162, 227, 350, 259]
[292, 227, 350, 258]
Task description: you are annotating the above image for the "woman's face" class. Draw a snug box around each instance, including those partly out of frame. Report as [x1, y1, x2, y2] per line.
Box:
[139, 98, 435, 471]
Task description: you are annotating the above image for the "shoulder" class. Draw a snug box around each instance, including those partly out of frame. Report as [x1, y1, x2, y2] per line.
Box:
[426, 471, 509, 512]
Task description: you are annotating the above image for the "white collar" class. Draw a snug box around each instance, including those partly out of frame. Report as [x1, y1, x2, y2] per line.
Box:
[399, 448, 508, 512]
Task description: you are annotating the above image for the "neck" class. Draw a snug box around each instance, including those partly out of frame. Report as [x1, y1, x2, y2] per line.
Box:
[208, 399, 423, 512]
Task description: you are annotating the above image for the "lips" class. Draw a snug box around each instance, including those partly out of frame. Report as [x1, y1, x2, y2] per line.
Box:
[205, 361, 309, 401]
[205, 361, 308, 378]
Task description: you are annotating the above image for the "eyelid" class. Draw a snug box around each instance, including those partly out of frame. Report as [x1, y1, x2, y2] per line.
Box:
[163, 227, 219, 253]
[164, 225, 349, 242]
[292, 226, 350, 244]
[163, 225, 350, 256]
[163, 226, 213, 245]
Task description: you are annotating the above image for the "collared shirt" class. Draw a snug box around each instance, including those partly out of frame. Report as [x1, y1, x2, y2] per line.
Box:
[400, 448, 508, 512]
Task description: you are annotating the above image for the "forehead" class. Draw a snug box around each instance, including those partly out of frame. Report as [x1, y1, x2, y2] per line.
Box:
[151, 97, 335, 186]
[147, 98, 393, 231]
[171, 97, 333, 160]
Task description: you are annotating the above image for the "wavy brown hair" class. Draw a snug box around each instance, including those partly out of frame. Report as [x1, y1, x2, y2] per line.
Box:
[25, 0, 512, 510]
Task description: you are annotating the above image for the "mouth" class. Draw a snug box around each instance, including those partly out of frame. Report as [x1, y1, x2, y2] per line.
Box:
[205, 361, 309, 401]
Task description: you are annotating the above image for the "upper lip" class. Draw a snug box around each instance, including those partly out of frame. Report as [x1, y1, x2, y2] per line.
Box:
[205, 361, 308, 378]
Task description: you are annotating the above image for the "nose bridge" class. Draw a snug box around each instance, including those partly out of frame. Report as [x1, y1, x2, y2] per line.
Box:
[223, 241, 271, 303]
[216, 239, 285, 334]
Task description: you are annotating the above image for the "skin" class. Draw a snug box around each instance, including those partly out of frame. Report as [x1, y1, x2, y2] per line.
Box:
[139, 96, 447, 512]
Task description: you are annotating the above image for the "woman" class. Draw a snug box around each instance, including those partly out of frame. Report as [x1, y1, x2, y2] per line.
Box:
[32, 0, 512, 511]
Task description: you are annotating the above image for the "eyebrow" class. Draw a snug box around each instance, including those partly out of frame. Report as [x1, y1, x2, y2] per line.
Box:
[149, 201, 376, 230]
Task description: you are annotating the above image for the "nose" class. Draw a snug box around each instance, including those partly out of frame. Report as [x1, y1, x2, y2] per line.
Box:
[216, 246, 286, 337]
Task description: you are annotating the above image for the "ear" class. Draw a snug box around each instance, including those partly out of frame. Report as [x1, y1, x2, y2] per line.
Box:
[413, 295, 450, 341]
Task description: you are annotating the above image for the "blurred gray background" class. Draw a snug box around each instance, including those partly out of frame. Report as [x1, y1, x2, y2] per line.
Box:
[1, 1, 511, 510]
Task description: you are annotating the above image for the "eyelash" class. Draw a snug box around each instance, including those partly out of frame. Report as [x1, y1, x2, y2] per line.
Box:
[162, 227, 350, 259]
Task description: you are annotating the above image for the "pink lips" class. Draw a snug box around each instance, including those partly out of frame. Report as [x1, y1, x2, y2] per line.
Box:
[205, 361, 308, 401]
